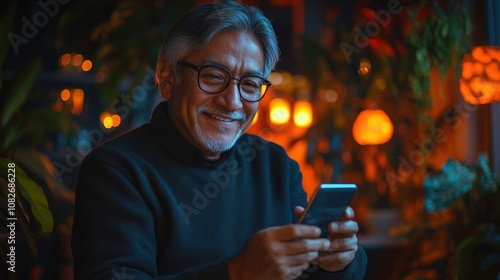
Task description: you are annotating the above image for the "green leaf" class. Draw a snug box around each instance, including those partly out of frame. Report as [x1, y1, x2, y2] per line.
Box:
[0, 56, 42, 128]
[14, 195, 39, 257]
[0, 157, 54, 233]
[11, 149, 74, 203]
[15, 172, 54, 233]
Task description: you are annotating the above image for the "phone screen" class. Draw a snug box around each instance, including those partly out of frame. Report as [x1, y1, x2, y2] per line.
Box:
[298, 184, 357, 237]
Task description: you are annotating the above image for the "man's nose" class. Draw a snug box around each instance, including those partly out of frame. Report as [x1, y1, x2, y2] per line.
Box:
[215, 78, 243, 110]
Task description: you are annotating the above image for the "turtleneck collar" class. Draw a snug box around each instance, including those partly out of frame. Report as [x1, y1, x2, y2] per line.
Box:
[149, 101, 234, 167]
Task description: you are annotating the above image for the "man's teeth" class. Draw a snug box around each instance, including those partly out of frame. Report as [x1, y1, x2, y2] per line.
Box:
[210, 114, 233, 122]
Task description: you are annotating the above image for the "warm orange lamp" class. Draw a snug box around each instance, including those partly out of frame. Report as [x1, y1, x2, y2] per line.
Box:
[293, 100, 313, 128]
[352, 109, 393, 145]
[269, 98, 290, 125]
[460, 45, 500, 104]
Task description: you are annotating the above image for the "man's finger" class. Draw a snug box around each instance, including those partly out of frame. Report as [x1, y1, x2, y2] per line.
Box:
[274, 224, 322, 240]
[327, 220, 359, 234]
[284, 238, 330, 255]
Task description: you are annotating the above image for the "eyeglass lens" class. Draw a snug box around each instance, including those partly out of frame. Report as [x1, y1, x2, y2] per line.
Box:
[198, 66, 268, 101]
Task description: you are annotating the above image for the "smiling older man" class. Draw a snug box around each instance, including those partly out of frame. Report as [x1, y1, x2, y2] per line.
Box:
[72, 1, 367, 279]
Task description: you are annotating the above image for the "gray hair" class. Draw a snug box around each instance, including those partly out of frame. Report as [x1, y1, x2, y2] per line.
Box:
[156, 0, 280, 83]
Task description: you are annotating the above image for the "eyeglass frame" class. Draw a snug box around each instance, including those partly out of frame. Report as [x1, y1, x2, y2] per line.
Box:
[177, 61, 272, 102]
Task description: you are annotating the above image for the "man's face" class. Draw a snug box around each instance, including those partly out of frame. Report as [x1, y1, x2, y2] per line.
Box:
[167, 31, 265, 159]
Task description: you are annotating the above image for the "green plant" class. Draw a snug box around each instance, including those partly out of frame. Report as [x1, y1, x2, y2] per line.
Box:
[407, 0, 472, 121]
[390, 153, 500, 279]
[0, 1, 68, 276]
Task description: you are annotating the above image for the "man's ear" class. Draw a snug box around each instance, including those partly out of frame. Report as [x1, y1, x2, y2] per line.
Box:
[156, 60, 175, 100]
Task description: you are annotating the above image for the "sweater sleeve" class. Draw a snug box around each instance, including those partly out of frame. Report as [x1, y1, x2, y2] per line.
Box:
[72, 157, 231, 280]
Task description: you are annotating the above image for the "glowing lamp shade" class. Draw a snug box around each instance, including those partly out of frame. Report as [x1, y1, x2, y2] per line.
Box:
[293, 101, 313, 128]
[352, 109, 393, 145]
[269, 98, 290, 125]
[460, 46, 500, 104]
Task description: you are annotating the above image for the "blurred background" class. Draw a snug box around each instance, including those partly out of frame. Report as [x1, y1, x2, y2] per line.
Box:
[1, 0, 499, 279]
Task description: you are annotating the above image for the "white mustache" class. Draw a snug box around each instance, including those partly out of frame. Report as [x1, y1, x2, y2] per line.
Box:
[198, 106, 246, 122]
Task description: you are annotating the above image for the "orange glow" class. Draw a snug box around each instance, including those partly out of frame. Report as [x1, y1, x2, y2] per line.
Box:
[460, 46, 500, 104]
[71, 89, 84, 114]
[60, 53, 71, 66]
[72, 54, 83, 66]
[111, 114, 121, 127]
[486, 62, 500, 81]
[471, 47, 491, 63]
[352, 109, 393, 145]
[358, 58, 371, 75]
[462, 61, 473, 79]
[81, 60, 93, 71]
[100, 112, 121, 129]
[60, 89, 71, 101]
[100, 112, 110, 123]
[293, 100, 313, 128]
[269, 98, 290, 125]
[472, 62, 484, 75]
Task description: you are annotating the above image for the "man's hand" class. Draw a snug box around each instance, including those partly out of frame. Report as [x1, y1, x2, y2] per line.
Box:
[294, 206, 359, 272]
[228, 224, 330, 280]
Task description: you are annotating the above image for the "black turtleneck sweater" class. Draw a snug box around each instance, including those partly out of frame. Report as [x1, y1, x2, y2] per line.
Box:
[72, 101, 367, 279]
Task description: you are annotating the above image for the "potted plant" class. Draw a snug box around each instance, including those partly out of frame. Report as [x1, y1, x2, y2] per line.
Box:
[390, 153, 500, 279]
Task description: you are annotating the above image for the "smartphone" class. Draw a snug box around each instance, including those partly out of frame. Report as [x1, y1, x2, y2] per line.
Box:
[298, 183, 357, 237]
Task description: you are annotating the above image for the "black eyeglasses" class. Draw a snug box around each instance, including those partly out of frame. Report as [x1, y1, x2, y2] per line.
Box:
[178, 61, 271, 102]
